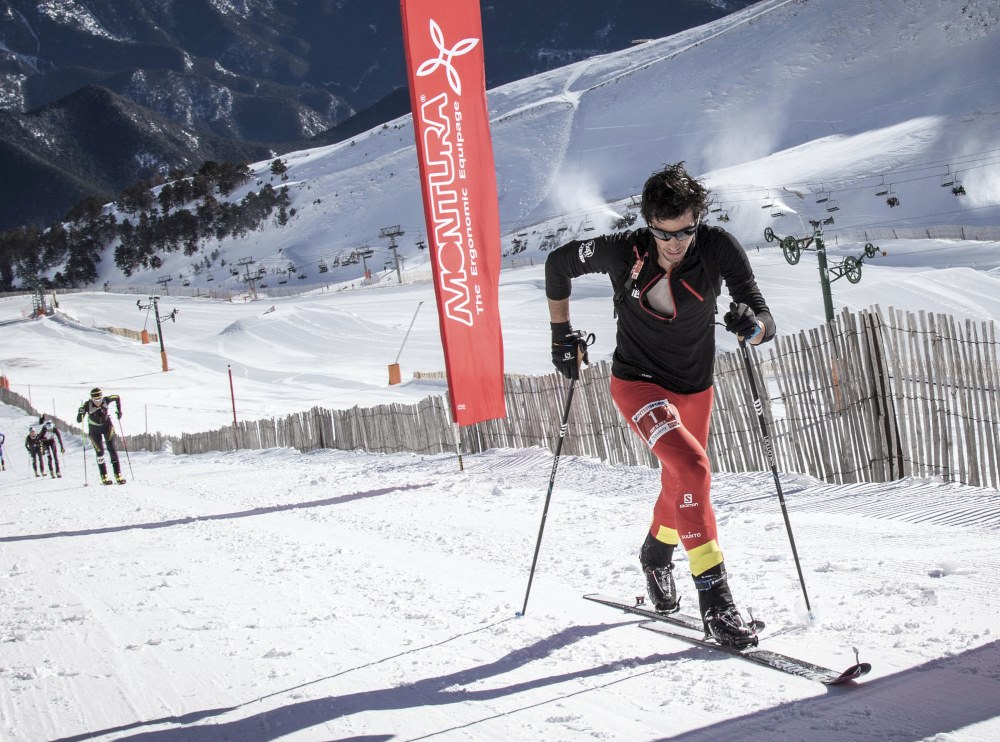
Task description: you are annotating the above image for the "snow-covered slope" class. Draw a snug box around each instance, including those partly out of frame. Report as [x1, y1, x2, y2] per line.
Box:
[2, 2, 1000, 739]
[55, 0, 999, 293]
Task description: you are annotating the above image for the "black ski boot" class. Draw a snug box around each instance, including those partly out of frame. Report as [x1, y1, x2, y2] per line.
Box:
[695, 564, 757, 649]
[640, 532, 679, 614]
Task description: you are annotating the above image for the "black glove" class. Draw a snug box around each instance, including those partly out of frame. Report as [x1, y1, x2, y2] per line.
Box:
[551, 322, 590, 380]
[724, 302, 761, 342]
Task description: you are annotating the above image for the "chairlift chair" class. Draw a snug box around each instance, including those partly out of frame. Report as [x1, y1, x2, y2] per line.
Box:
[940, 170, 955, 188]
[826, 199, 840, 212]
[874, 176, 889, 197]
[815, 191, 830, 204]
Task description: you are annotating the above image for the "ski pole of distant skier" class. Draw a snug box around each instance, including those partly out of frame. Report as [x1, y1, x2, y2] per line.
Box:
[519, 332, 594, 617]
[81, 434, 89, 487]
[116, 417, 134, 480]
[738, 337, 813, 618]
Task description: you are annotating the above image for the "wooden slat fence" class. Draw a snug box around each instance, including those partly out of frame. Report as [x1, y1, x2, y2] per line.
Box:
[3, 306, 997, 490]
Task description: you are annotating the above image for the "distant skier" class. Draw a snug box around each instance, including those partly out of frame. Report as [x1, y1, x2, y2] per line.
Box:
[38, 416, 65, 478]
[25, 427, 46, 477]
[0, 430, 6, 470]
[76, 387, 125, 485]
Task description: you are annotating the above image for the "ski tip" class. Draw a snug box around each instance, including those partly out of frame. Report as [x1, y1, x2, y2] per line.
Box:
[824, 662, 873, 685]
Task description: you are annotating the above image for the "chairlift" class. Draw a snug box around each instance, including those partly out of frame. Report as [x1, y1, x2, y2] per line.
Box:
[823, 216, 835, 225]
[874, 176, 889, 197]
[940, 169, 955, 188]
[206, 275, 214, 282]
[815, 190, 830, 204]
[581, 217, 595, 232]
[416, 240, 427, 250]
[886, 186, 900, 208]
[949, 173, 965, 196]
[298, 273, 306, 279]
[182, 280, 191, 287]
[770, 207, 784, 218]
[278, 279, 287, 285]
[318, 261, 329, 273]
[760, 193, 774, 209]
[826, 199, 840, 212]
[708, 198, 722, 213]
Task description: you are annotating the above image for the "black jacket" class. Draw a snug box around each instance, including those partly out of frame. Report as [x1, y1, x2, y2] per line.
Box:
[545, 224, 775, 394]
[77, 394, 122, 430]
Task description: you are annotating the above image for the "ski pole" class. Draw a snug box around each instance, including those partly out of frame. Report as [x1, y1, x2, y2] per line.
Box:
[738, 338, 813, 618]
[115, 418, 134, 480]
[81, 433, 88, 487]
[518, 332, 594, 617]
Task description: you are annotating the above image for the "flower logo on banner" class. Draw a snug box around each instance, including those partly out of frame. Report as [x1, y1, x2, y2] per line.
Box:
[415, 19, 479, 95]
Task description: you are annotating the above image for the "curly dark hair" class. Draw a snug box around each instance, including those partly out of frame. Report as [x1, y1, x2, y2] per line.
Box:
[640, 162, 710, 223]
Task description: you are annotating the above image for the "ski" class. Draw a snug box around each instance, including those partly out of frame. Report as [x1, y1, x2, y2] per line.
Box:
[640, 621, 870, 685]
[583, 593, 764, 633]
[585, 593, 869, 685]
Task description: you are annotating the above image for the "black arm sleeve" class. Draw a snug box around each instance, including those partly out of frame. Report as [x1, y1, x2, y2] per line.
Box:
[717, 234, 776, 342]
[545, 232, 635, 301]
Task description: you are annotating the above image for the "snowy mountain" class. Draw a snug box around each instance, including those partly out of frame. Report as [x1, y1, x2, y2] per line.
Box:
[1, 2, 1000, 740]
[62, 0, 1000, 297]
[0, 0, 755, 230]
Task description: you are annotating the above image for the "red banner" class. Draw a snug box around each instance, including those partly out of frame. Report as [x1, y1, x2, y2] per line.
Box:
[401, 0, 506, 426]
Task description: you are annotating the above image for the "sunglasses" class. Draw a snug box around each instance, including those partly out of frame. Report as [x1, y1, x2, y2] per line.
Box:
[648, 223, 698, 241]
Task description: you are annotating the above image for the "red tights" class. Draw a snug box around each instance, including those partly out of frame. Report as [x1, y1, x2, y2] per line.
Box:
[610, 376, 722, 577]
